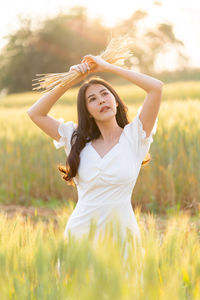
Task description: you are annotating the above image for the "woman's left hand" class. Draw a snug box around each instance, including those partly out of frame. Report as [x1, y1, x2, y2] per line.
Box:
[81, 55, 110, 73]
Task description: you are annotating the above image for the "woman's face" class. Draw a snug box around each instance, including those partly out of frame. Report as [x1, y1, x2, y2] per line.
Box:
[85, 84, 118, 122]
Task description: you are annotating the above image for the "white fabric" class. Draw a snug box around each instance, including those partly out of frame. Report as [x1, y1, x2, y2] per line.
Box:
[53, 106, 158, 247]
[53, 118, 78, 155]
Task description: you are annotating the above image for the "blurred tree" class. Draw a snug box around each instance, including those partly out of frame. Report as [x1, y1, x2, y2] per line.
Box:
[0, 8, 109, 93]
[0, 6, 189, 93]
[112, 10, 189, 74]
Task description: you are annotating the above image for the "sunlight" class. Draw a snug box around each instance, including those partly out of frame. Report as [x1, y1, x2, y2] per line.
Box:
[0, 0, 200, 69]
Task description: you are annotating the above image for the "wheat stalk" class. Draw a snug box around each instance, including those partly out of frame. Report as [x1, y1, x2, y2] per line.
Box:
[32, 35, 135, 93]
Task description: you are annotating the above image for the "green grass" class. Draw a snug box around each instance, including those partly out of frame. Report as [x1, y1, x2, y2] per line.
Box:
[0, 81, 200, 299]
[0, 81, 199, 214]
[0, 80, 200, 108]
[0, 207, 199, 299]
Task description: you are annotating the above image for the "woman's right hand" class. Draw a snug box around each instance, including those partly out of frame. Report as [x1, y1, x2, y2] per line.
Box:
[81, 55, 110, 73]
[69, 62, 91, 75]
[69, 55, 110, 76]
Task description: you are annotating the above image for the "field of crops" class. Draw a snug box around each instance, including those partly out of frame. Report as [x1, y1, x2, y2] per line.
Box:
[0, 206, 199, 299]
[0, 80, 199, 214]
[0, 80, 200, 299]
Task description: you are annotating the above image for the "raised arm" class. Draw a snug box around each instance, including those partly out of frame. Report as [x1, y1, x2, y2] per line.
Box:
[27, 64, 90, 141]
[104, 63, 163, 138]
[82, 55, 163, 138]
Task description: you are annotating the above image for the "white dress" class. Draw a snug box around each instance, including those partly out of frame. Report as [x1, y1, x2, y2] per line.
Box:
[53, 105, 158, 248]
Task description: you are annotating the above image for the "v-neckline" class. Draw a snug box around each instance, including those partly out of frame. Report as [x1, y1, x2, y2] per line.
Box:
[89, 129, 125, 160]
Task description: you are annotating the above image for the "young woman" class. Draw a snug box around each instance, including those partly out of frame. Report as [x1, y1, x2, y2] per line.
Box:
[27, 55, 163, 252]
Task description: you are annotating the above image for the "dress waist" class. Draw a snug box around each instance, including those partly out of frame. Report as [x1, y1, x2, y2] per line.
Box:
[77, 197, 131, 207]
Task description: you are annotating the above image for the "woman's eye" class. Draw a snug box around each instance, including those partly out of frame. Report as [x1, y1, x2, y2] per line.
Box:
[89, 92, 108, 102]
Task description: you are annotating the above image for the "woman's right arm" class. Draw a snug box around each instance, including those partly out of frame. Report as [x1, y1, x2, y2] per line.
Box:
[27, 63, 90, 142]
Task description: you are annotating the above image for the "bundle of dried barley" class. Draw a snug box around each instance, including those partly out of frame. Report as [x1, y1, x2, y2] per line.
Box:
[32, 35, 135, 93]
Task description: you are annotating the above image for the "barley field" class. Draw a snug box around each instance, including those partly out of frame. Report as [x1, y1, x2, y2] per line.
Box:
[0, 80, 199, 214]
[0, 80, 199, 299]
[0, 205, 199, 299]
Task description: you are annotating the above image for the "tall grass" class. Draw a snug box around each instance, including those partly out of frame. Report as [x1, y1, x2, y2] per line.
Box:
[0, 207, 199, 299]
[0, 81, 199, 214]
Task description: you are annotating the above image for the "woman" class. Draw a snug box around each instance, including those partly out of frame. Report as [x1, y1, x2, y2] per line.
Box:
[27, 55, 163, 254]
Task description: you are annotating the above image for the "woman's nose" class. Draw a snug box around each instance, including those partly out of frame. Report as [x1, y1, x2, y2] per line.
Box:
[99, 97, 105, 104]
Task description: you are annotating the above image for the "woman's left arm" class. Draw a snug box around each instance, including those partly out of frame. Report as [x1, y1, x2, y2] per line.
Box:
[82, 54, 163, 138]
[104, 64, 163, 138]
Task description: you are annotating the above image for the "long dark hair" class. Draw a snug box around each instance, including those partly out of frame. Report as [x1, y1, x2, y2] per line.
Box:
[57, 76, 151, 185]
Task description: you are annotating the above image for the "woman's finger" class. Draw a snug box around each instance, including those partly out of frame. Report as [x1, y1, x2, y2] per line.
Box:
[70, 62, 91, 74]
[81, 62, 91, 73]
[83, 55, 95, 64]
[70, 65, 82, 73]
[80, 63, 87, 73]
[83, 63, 88, 73]
[85, 62, 90, 71]
[69, 66, 76, 72]
[78, 64, 83, 73]
[81, 58, 86, 63]
[83, 62, 90, 72]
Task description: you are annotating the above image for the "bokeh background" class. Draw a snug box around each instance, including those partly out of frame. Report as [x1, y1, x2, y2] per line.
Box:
[0, 0, 199, 216]
[0, 2, 200, 299]
[0, 0, 200, 93]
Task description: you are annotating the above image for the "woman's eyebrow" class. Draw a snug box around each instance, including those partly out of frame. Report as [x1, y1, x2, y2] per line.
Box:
[87, 88, 107, 99]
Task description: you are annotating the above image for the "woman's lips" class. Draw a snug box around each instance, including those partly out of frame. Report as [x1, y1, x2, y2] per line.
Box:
[100, 107, 110, 112]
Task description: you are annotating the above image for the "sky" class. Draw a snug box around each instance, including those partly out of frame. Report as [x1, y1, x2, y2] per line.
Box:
[0, 0, 200, 72]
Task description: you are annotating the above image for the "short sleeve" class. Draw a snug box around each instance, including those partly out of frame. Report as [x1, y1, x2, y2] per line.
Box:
[124, 105, 158, 162]
[53, 118, 77, 156]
